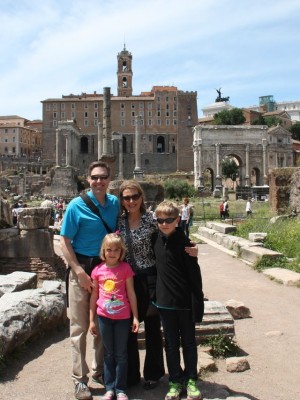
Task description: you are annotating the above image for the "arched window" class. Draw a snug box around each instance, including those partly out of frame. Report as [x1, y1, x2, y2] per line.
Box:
[157, 136, 165, 153]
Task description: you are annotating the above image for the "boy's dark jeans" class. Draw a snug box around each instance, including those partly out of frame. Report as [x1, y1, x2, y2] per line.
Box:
[159, 308, 198, 384]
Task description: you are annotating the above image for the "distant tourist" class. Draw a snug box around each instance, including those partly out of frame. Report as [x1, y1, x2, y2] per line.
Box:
[246, 199, 252, 216]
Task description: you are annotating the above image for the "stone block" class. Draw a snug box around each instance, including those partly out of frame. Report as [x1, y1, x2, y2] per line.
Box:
[263, 267, 300, 286]
[206, 222, 237, 234]
[0, 271, 37, 297]
[18, 207, 51, 230]
[248, 232, 267, 242]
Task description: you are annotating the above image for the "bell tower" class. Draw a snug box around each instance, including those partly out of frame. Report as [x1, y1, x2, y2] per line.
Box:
[117, 44, 133, 96]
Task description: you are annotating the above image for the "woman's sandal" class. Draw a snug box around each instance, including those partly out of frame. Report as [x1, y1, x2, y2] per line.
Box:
[143, 380, 159, 390]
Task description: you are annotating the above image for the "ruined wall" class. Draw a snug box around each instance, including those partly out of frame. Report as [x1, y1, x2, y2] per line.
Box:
[269, 167, 299, 214]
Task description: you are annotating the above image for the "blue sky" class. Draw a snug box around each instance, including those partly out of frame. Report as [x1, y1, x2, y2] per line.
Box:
[1, 0, 300, 120]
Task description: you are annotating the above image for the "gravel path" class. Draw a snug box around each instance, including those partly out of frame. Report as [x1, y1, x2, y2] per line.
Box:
[1, 242, 299, 400]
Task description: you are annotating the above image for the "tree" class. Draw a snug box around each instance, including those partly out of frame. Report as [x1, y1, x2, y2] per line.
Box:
[214, 108, 246, 125]
[222, 158, 239, 180]
[263, 116, 282, 127]
[289, 122, 300, 141]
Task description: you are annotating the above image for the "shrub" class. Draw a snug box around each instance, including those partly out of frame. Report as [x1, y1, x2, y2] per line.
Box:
[163, 179, 197, 199]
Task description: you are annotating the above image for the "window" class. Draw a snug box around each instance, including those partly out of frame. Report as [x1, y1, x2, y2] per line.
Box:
[166, 111, 170, 117]
[139, 111, 144, 117]
[157, 96, 160, 102]
[166, 119, 170, 126]
[140, 119, 144, 126]
[166, 96, 169, 102]
[5, 129, 8, 133]
[131, 103, 135, 109]
[131, 111, 135, 117]
[148, 111, 152, 117]
[71, 111, 76, 119]
[173, 119, 177, 125]
[94, 119, 98, 126]
[139, 102, 144, 109]
[120, 103, 125, 109]
[157, 119, 161, 125]
[157, 111, 161, 117]
[84, 120, 89, 127]
[85, 112, 88, 118]
[148, 119, 152, 126]
[122, 77, 128, 87]
[13, 137, 15, 142]
[61, 103, 65, 110]
[120, 111, 125, 117]
[61, 112, 65, 119]
[46, 104, 51, 111]
[131, 119, 135, 126]
[147, 102, 152, 109]
[94, 103, 98, 109]
[173, 111, 177, 117]
[121, 119, 125, 127]
[53, 120, 57, 127]
[71, 103, 75, 109]
[53, 103, 57, 111]
[84, 103, 88, 109]
[94, 111, 98, 118]
[53, 112, 57, 119]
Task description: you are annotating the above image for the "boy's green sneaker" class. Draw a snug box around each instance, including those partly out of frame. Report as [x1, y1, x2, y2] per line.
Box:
[165, 381, 183, 400]
[186, 379, 202, 400]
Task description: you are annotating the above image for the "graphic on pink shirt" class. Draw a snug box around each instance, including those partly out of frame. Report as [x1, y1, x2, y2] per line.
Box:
[91, 261, 134, 319]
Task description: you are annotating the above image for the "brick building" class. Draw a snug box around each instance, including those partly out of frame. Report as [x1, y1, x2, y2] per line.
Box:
[41, 46, 198, 177]
[0, 116, 42, 158]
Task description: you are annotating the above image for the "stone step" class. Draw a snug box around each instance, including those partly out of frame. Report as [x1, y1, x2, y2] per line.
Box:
[137, 301, 234, 349]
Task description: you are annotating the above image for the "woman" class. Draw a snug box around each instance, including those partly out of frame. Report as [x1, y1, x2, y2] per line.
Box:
[118, 180, 164, 389]
[180, 197, 190, 237]
[118, 180, 199, 390]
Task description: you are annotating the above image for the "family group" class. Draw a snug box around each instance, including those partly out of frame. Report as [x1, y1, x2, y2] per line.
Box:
[60, 161, 204, 400]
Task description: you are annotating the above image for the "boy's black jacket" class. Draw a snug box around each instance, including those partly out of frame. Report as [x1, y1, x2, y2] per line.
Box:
[152, 227, 204, 322]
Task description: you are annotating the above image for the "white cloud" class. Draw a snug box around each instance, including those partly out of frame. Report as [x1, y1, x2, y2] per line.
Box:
[0, 0, 300, 119]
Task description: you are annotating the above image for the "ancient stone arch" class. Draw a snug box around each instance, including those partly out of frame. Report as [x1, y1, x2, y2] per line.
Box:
[193, 125, 270, 191]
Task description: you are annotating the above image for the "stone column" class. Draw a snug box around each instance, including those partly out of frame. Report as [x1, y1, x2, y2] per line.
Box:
[56, 129, 60, 166]
[98, 122, 103, 159]
[262, 138, 268, 185]
[102, 87, 112, 155]
[65, 130, 72, 166]
[244, 143, 250, 187]
[133, 115, 144, 180]
[215, 143, 222, 189]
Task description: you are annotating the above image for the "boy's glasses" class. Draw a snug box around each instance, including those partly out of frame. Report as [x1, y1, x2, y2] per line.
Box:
[156, 217, 177, 224]
[121, 193, 141, 202]
[90, 175, 109, 181]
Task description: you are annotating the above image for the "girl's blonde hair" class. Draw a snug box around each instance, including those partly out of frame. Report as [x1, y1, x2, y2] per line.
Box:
[100, 233, 126, 261]
[155, 201, 180, 218]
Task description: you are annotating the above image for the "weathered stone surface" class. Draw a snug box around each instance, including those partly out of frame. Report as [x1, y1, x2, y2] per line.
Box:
[198, 350, 217, 372]
[248, 232, 267, 242]
[0, 227, 19, 242]
[263, 267, 300, 286]
[239, 245, 282, 264]
[206, 221, 237, 234]
[1, 229, 54, 258]
[18, 207, 51, 230]
[225, 299, 251, 319]
[0, 197, 12, 227]
[0, 282, 66, 356]
[0, 271, 37, 297]
[198, 301, 235, 341]
[226, 356, 250, 372]
[265, 330, 283, 337]
[290, 169, 300, 214]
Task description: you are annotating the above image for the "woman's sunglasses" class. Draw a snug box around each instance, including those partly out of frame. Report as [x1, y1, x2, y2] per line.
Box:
[121, 193, 141, 202]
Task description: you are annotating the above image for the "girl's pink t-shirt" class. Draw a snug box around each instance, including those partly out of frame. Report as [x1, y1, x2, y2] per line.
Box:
[91, 261, 134, 320]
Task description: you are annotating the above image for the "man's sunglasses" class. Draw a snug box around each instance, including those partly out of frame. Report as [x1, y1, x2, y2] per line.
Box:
[90, 175, 109, 181]
[156, 217, 177, 224]
[121, 193, 141, 202]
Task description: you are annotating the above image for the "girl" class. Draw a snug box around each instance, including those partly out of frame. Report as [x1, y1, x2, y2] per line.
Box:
[89, 233, 139, 400]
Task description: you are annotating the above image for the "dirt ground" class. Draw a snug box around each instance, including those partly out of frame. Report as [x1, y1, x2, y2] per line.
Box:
[1, 241, 300, 400]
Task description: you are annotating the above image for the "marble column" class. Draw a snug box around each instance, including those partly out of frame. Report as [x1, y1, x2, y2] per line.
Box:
[56, 129, 60, 166]
[262, 138, 268, 184]
[244, 144, 250, 187]
[133, 115, 144, 180]
[215, 143, 222, 189]
[65, 130, 72, 166]
[98, 122, 103, 159]
[102, 87, 112, 155]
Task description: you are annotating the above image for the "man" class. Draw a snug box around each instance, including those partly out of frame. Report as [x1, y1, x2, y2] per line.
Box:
[60, 161, 119, 400]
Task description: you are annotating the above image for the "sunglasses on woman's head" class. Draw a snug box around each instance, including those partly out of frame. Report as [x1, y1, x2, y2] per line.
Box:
[156, 217, 177, 224]
[121, 193, 141, 202]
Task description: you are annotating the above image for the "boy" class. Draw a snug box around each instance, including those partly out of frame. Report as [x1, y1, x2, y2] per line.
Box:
[152, 201, 204, 400]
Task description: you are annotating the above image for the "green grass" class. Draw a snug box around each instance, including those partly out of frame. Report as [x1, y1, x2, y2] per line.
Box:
[188, 197, 300, 273]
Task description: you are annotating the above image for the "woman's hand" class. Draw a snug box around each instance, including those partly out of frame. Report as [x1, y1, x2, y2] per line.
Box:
[185, 242, 198, 257]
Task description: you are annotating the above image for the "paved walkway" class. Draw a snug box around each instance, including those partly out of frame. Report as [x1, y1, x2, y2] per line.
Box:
[1, 241, 300, 400]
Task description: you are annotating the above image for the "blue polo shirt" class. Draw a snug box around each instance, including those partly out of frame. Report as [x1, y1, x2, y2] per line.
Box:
[60, 191, 119, 256]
